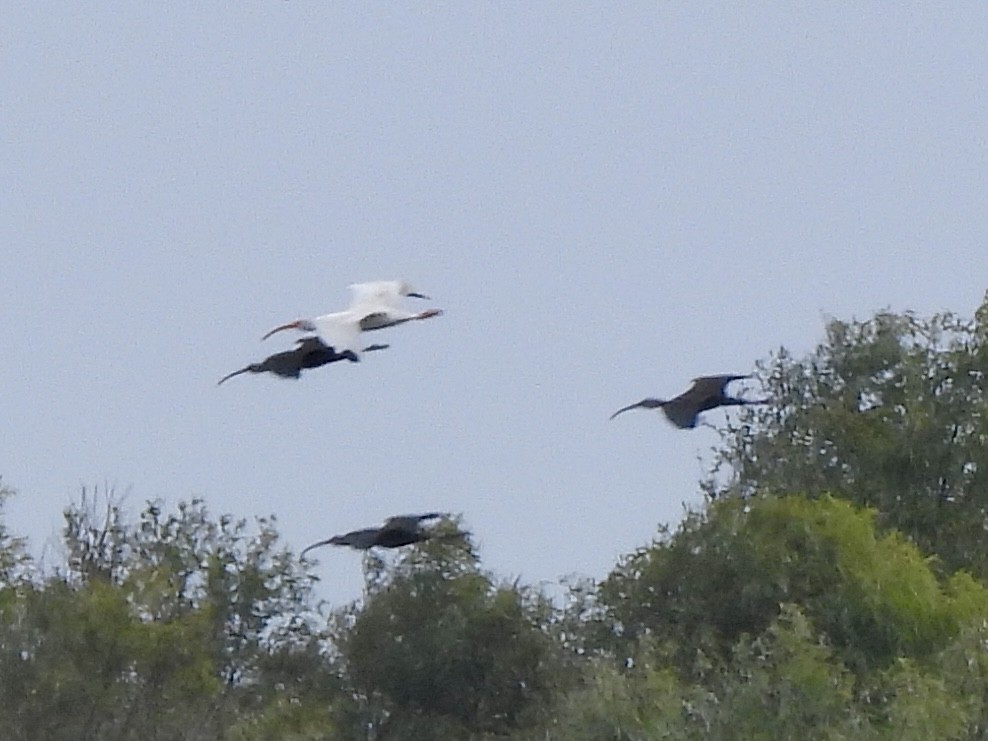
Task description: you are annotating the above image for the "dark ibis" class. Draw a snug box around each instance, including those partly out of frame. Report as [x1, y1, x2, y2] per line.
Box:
[300, 513, 465, 556]
[611, 374, 767, 429]
[218, 337, 388, 385]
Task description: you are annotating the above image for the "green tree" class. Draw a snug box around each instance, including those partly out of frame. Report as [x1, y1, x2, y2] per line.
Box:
[0, 480, 30, 585]
[547, 494, 988, 741]
[687, 605, 861, 741]
[0, 491, 338, 740]
[527, 658, 692, 741]
[595, 495, 988, 678]
[328, 524, 568, 740]
[707, 297, 988, 577]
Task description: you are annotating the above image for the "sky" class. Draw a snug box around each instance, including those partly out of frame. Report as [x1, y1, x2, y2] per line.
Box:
[2, 4, 987, 606]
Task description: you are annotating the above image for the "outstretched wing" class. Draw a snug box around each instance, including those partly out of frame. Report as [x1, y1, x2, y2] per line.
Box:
[659, 399, 700, 429]
[688, 374, 750, 397]
[348, 281, 404, 312]
[311, 312, 362, 354]
[382, 512, 445, 531]
[609, 398, 665, 420]
[294, 336, 332, 353]
[349, 282, 420, 330]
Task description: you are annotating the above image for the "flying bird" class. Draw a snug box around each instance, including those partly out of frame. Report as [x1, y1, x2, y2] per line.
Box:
[300, 513, 464, 556]
[262, 280, 443, 356]
[218, 337, 389, 385]
[610, 374, 767, 429]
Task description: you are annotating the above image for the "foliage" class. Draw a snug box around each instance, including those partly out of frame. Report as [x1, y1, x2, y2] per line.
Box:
[0, 479, 31, 585]
[687, 605, 862, 740]
[328, 525, 567, 740]
[5, 299, 988, 738]
[707, 295, 988, 577]
[0, 490, 335, 740]
[596, 495, 987, 679]
[529, 659, 690, 741]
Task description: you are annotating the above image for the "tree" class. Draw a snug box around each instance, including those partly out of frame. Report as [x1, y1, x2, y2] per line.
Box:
[706, 296, 988, 577]
[0, 491, 338, 740]
[0, 480, 30, 586]
[594, 495, 988, 679]
[529, 659, 692, 741]
[328, 525, 568, 740]
[686, 605, 861, 741]
[546, 494, 988, 741]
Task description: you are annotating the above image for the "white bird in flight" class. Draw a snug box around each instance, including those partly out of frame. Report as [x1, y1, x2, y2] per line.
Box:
[261, 280, 443, 355]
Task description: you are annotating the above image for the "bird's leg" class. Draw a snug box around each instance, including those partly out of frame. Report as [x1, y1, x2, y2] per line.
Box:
[364, 309, 442, 330]
[722, 397, 770, 407]
[362, 344, 390, 353]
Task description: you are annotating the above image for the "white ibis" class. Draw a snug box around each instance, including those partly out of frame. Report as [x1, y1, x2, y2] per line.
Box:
[262, 280, 443, 356]
[300, 513, 465, 556]
[611, 374, 768, 429]
[218, 337, 389, 385]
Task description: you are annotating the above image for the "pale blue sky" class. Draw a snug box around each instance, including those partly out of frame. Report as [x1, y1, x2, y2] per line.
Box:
[2, 4, 986, 604]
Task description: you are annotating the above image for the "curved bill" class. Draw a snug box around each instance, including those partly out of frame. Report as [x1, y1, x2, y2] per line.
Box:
[609, 403, 641, 420]
[609, 398, 664, 420]
[262, 320, 304, 341]
[217, 366, 251, 386]
[300, 538, 335, 559]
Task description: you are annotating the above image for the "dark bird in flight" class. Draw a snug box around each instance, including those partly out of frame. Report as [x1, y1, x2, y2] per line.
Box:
[610, 374, 767, 429]
[300, 513, 464, 556]
[218, 337, 389, 385]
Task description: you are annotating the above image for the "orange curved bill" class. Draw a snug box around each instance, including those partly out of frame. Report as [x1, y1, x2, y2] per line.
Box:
[261, 320, 302, 341]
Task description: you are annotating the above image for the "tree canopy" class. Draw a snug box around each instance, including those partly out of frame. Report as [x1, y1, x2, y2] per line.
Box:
[5, 295, 988, 738]
[707, 298, 988, 577]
